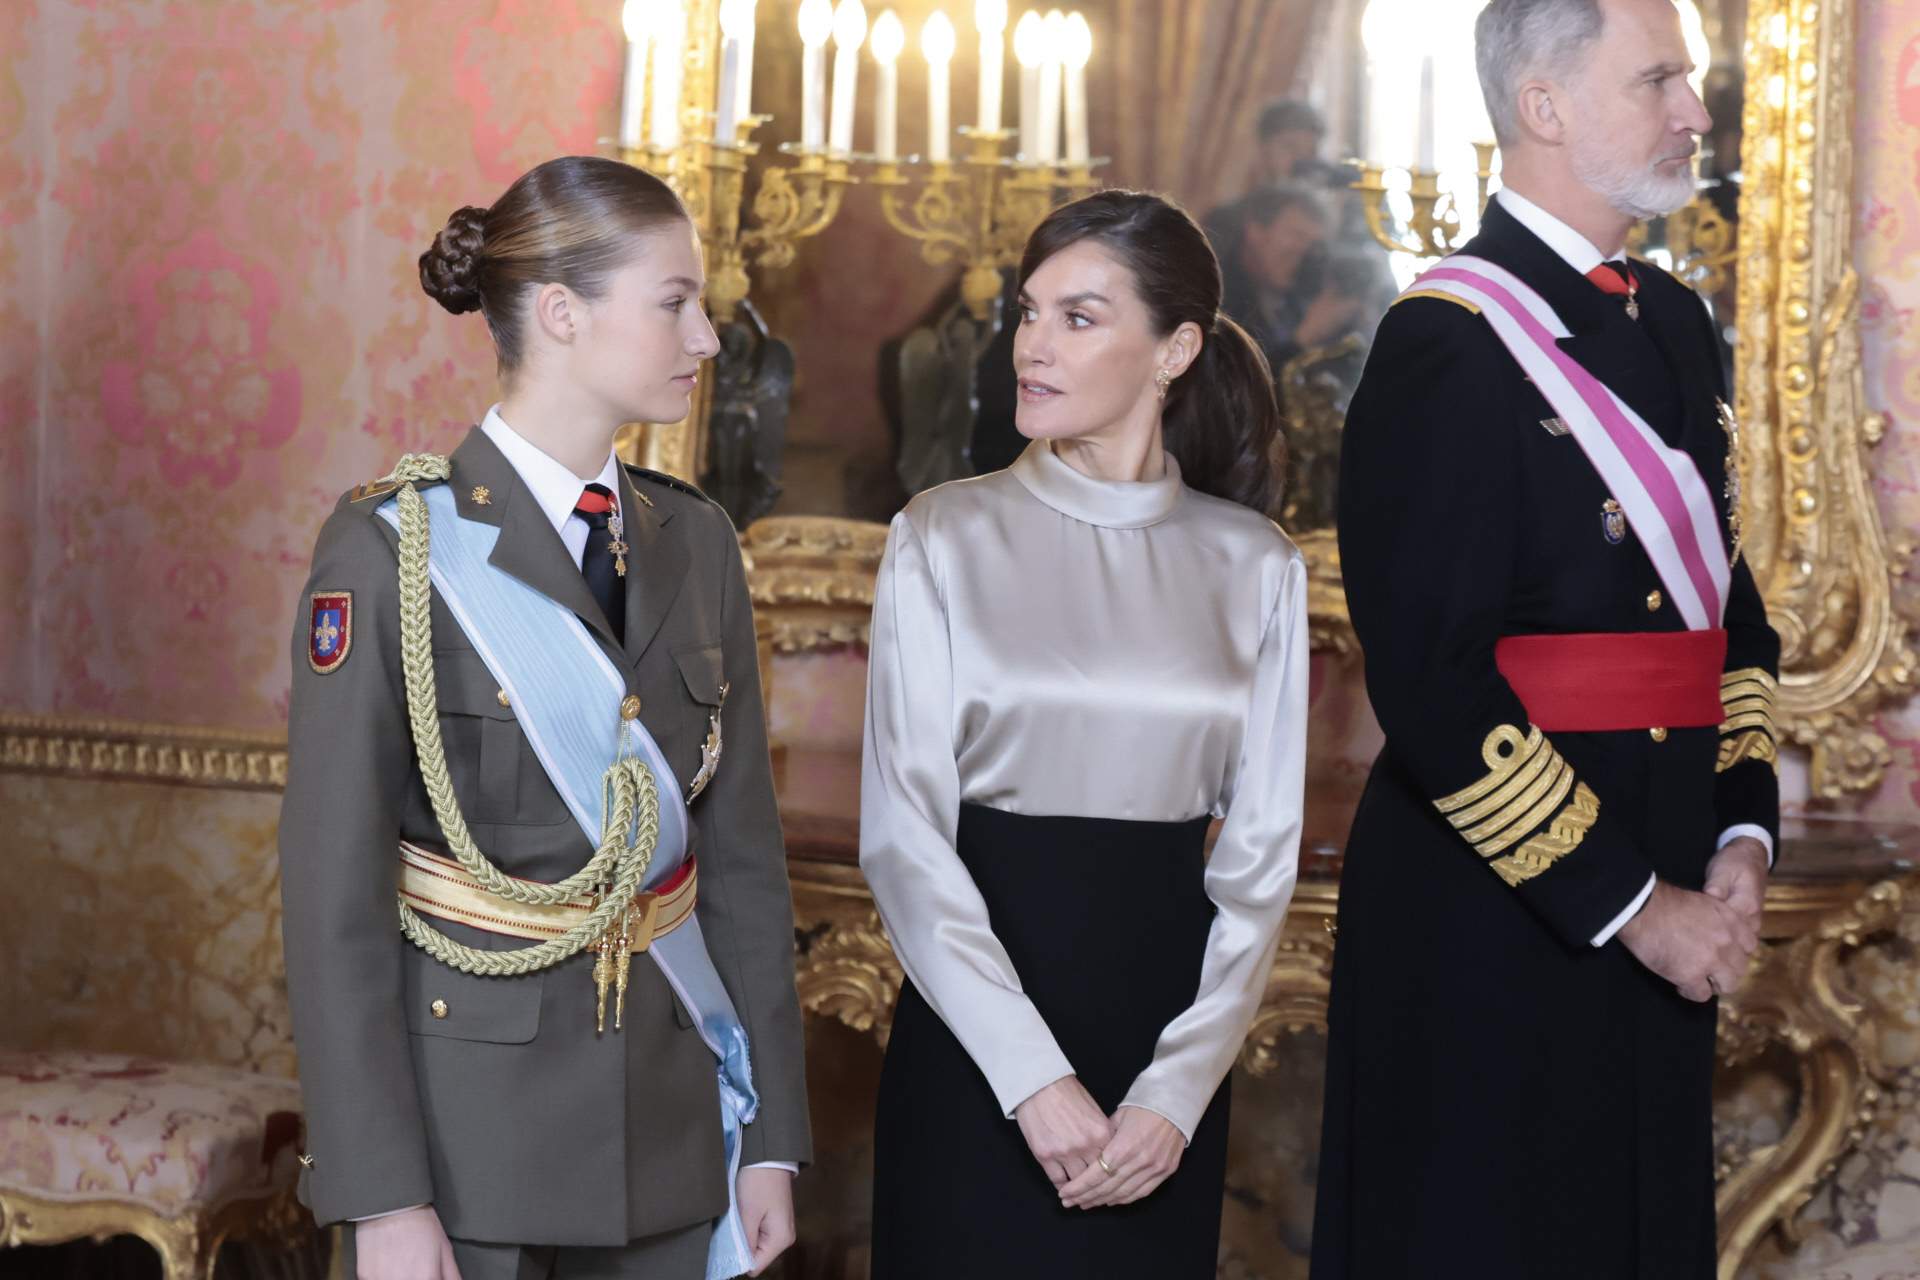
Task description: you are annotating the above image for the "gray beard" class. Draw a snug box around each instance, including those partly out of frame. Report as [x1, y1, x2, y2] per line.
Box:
[1571, 148, 1699, 222]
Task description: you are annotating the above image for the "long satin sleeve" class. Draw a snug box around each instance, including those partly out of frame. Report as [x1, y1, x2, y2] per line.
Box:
[1119, 550, 1309, 1140]
[859, 512, 1078, 1116]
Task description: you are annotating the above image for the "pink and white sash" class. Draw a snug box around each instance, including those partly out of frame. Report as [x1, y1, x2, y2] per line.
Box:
[1405, 255, 1731, 631]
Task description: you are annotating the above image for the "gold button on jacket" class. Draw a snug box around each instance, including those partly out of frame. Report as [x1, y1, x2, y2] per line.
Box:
[1646, 590, 1663, 612]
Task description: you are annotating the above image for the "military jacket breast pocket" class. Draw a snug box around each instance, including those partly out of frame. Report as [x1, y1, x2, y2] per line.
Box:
[671, 641, 726, 800]
[401, 943, 544, 1044]
[430, 649, 571, 826]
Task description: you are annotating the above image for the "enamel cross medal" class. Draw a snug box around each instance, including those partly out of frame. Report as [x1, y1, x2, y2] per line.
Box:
[607, 505, 629, 578]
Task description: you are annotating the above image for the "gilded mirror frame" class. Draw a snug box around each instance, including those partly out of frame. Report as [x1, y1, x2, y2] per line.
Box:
[724, 0, 1915, 798]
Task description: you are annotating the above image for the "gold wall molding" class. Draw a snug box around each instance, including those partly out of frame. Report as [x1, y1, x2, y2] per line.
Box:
[0, 713, 287, 791]
[1734, 0, 1917, 797]
[741, 516, 888, 654]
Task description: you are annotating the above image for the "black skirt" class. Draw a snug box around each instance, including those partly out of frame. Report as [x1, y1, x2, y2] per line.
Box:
[870, 803, 1230, 1279]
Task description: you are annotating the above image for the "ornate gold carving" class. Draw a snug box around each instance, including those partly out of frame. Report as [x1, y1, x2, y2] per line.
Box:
[790, 861, 904, 1044]
[1488, 781, 1600, 887]
[0, 714, 286, 790]
[740, 516, 889, 654]
[1734, 0, 1917, 797]
[0, 1180, 307, 1279]
[1713, 879, 1911, 1279]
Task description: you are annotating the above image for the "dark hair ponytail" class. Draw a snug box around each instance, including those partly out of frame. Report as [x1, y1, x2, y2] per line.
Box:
[1017, 189, 1284, 514]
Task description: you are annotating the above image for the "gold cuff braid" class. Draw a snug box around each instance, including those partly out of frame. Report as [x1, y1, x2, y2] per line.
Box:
[1489, 782, 1601, 887]
[1435, 725, 1596, 877]
[1719, 667, 1780, 774]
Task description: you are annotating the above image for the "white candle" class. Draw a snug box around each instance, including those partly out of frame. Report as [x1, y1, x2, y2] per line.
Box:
[735, 0, 757, 128]
[1062, 11, 1090, 164]
[1416, 54, 1436, 171]
[1013, 11, 1042, 159]
[718, 0, 755, 143]
[976, 0, 1007, 134]
[871, 10, 905, 160]
[799, 0, 834, 150]
[619, 0, 650, 149]
[829, 0, 868, 154]
[650, 1, 685, 150]
[923, 10, 956, 163]
[1035, 10, 1064, 164]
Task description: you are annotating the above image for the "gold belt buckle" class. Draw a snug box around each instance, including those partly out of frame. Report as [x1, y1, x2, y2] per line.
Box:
[625, 890, 662, 954]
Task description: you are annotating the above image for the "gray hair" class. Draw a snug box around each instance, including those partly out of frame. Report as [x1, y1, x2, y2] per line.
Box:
[1475, 0, 1606, 145]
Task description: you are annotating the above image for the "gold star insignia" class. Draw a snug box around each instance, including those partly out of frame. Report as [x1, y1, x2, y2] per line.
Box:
[470, 486, 492, 506]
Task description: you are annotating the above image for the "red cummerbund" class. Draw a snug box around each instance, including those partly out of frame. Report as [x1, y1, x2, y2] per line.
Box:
[1493, 629, 1729, 732]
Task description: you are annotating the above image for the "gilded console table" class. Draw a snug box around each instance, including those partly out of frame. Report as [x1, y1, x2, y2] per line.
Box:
[779, 755, 1920, 1280]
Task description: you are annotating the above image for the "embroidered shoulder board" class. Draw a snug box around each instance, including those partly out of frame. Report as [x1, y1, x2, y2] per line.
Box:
[1391, 289, 1481, 316]
[623, 464, 714, 505]
[348, 478, 399, 503]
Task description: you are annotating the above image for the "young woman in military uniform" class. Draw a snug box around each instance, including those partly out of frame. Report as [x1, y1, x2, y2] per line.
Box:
[279, 155, 810, 1280]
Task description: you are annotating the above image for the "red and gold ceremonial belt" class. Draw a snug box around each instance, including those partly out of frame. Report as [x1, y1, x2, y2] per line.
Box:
[1494, 629, 1729, 732]
[398, 841, 698, 954]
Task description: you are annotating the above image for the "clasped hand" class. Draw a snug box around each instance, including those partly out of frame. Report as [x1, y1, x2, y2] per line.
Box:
[1619, 838, 1768, 1003]
[1014, 1077, 1185, 1211]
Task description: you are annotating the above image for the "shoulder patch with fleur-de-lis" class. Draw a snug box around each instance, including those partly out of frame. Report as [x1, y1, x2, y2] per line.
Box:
[1717, 397, 1744, 567]
[687, 682, 730, 802]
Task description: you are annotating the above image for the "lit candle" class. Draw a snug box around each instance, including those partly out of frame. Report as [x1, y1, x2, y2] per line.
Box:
[923, 10, 956, 163]
[620, 0, 651, 149]
[1062, 11, 1090, 165]
[829, 0, 869, 154]
[1415, 54, 1436, 171]
[735, 0, 758, 128]
[716, 0, 752, 143]
[871, 10, 905, 160]
[650, 0, 685, 150]
[1013, 11, 1043, 160]
[976, 0, 1008, 134]
[799, 0, 834, 150]
[1035, 9, 1064, 164]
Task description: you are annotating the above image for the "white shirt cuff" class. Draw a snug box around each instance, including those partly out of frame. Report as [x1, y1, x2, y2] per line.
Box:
[1718, 824, 1775, 868]
[351, 1204, 428, 1223]
[1591, 874, 1657, 947]
[745, 1162, 799, 1174]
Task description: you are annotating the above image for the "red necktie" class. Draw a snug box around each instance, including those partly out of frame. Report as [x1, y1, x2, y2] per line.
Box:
[574, 484, 624, 645]
[1585, 260, 1639, 318]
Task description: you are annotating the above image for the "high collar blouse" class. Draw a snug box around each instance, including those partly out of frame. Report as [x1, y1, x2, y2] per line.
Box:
[858, 439, 1309, 1140]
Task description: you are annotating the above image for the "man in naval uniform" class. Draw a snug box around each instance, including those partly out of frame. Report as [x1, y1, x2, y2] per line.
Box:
[279, 413, 811, 1279]
[1312, 0, 1778, 1275]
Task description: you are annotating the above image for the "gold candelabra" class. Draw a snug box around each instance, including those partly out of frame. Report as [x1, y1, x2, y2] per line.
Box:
[1350, 140, 1499, 258]
[624, 130, 858, 327]
[868, 128, 1102, 322]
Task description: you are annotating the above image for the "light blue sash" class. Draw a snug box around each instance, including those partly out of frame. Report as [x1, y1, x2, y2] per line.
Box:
[379, 484, 759, 1279]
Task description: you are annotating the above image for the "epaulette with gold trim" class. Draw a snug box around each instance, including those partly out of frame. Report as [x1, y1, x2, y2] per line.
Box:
[348, 478, 400, 503]
[622, 464, 713, 508]
[1391, 289, 1481, 316]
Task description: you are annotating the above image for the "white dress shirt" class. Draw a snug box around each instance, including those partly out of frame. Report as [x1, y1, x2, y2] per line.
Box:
[479, 405, 623, 565]
[1492, 190, 1774, 947]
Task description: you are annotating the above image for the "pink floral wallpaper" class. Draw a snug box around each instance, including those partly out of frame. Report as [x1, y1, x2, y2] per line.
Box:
[5, 0, 617, 731]
[1853, 0, 1920, 824]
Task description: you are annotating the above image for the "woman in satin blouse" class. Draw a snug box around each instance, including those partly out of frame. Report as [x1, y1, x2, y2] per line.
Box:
[861, 190, 1309, 1277]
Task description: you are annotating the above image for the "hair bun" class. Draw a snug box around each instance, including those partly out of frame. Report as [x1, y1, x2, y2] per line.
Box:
[419, 205, 489, 315]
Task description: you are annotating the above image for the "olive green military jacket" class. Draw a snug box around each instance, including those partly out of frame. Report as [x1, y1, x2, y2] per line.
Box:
[278, 426, 811, 1246]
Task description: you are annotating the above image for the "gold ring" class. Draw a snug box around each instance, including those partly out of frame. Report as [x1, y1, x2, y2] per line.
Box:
[1097, 1155, 1115, 1175]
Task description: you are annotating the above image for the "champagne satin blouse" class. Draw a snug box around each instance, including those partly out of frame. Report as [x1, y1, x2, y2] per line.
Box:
[859, 439, 1309, 1139]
